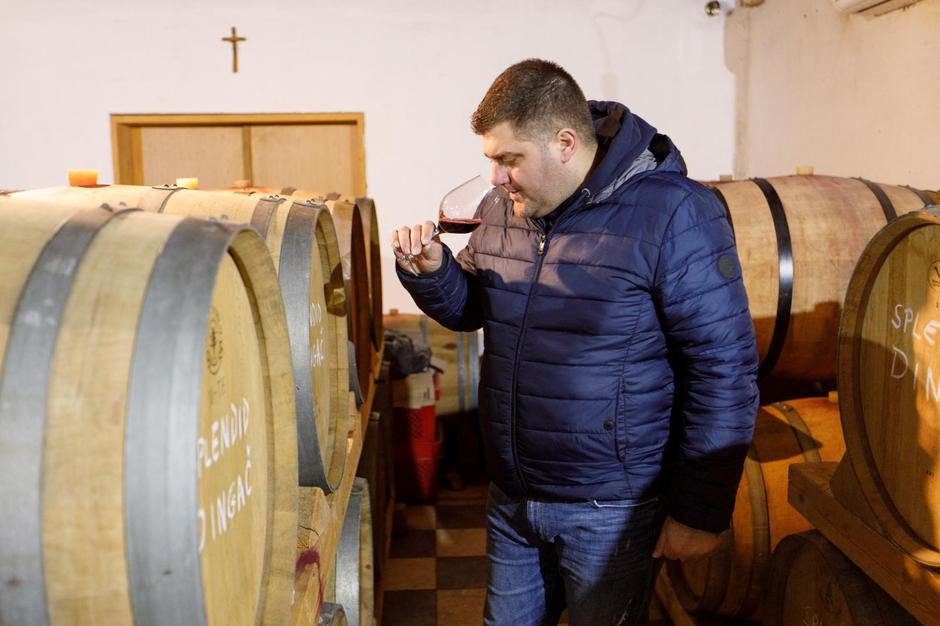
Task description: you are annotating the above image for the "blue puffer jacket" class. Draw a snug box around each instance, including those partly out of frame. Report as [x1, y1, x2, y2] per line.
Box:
[399, 101, 759, 532]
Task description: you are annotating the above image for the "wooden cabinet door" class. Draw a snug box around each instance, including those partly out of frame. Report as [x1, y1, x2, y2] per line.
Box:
[140, 126, 244, 189]
[249, 124, 362, 199]
[112, 114, 366, 195]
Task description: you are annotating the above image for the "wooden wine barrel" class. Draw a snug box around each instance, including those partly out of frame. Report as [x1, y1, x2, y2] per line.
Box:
[764, 531, 917, 626]
[0, 199, 297, 626]
[708, 175, 930, 382]
[214, 187, 383, 357]
[10, 185, 350, 491]
[838, 207, 940, 567]
[315, 195, 382, 361]
[333, 478, 374, 626]
[328, 199, 373, 395]
[354, 196, 384, 353]
[384, 311, 480, 417]
[666, 396, 845, 620]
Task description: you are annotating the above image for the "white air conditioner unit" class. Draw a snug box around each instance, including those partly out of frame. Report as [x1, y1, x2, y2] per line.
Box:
[832, 0, 921, 16]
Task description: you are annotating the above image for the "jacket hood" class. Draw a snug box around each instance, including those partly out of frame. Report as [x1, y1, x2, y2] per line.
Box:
[583, 101, 686, 200]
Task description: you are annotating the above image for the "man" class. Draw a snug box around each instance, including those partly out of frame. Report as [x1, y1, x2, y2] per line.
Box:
[391, 59, 758, 625]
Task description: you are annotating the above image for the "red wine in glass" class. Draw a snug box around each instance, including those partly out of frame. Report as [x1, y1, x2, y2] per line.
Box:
[438, 217, 482, 234]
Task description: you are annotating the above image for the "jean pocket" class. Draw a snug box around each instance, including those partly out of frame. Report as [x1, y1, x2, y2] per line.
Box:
[590, 495, 659, 510]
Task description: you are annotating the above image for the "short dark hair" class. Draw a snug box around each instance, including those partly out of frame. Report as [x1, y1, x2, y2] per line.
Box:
[471, 59, 596, 147]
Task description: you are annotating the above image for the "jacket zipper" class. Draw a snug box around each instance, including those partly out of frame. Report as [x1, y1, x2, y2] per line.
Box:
[508, 190, 595, 494]
[508, 227, 550, 493]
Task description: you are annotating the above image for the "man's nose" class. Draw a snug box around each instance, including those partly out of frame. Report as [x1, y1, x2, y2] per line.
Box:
[491, 163, 510, 187]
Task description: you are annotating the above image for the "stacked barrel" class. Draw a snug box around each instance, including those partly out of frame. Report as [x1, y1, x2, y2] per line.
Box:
[764, 531, 918, 626]
[655, 173, 936, 625]
[0, 182, 384, 626]
[217, 184, 384, 394]
[779, 207, 940, 625]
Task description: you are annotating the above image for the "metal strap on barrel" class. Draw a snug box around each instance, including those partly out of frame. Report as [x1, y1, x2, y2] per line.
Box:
[902, 184, 935, 208]
[250, 195, 285, 241]
[298, 198, 328, 210]
[752, 178, 793, 380]
[710, 186, 735, 238]
[737, 451, 771, 618]
[773, 402, 823, 463]
[335, 478, 366, 626]
[856, 177, 898, 223]
[279, 203, 344, 491]
[0, 205, 137, 626]
[141, 184, 184, 213]
[124, 217, 242, 626]
[349, 340, 364, 407]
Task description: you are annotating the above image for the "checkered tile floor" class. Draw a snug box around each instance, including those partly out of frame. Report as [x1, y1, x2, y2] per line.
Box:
[382, 481, 490, 626]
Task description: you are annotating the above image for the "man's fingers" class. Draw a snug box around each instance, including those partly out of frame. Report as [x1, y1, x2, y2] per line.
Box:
[410, 225, 423, 257]
[390, 227, 405, 248]
[421, 220, 437, 246]
[398, 226, 412, 255]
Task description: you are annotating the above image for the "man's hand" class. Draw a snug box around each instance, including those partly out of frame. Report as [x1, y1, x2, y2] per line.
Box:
[652, 515, 721, 561]
[390, 221, 443, 274]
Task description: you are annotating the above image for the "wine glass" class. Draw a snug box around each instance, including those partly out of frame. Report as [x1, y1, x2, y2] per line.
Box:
[395, 175, 493, 273]
[437, 174, 492, 234]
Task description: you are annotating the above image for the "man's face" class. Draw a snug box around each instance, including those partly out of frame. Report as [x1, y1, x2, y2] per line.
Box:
[482, 121, 569, 220]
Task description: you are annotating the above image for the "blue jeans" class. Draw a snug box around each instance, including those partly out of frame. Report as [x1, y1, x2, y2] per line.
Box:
[484, 483, 664, 626]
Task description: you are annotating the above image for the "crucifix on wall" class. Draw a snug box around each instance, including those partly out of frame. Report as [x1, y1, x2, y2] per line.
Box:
[222, 26, 246, 73]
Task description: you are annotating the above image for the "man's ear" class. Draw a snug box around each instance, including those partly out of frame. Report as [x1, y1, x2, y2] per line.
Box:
[556, 128, 578, 164]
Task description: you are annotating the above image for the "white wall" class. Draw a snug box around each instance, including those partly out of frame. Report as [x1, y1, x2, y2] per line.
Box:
[727, 0, 940, 188]
[0, 0, 736, 313]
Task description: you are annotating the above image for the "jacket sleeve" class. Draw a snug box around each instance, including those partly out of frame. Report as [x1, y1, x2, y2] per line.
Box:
[652, 188, 760, 534]
[396, 241, 484, 332]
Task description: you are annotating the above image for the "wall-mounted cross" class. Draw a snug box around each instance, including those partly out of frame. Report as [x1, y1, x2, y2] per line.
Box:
[221, 26, 246, 73]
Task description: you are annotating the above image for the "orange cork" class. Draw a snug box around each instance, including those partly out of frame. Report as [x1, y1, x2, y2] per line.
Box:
[67, 169, 98, 187]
